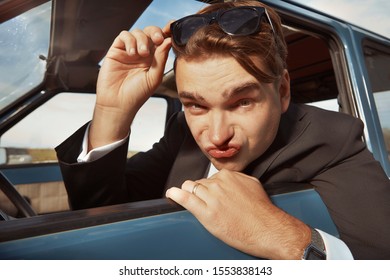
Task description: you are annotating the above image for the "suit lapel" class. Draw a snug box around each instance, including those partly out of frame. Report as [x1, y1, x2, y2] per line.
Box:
[246, 104, 310, 179]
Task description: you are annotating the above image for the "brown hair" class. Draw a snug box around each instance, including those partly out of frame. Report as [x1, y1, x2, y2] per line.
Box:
[172, 0, 287, 84]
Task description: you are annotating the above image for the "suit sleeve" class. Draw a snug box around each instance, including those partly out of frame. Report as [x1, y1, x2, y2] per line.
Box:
[311, 117, 390, 259]
[55, 113, 186, 210]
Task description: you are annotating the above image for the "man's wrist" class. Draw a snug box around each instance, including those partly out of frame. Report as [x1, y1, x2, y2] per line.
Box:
[302, 228, 326, 260]
[89, 105, 132, 151]
[78, 124, 129, 163]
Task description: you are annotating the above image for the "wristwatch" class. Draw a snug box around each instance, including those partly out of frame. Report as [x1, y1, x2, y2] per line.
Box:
[302, 228, 326, 260]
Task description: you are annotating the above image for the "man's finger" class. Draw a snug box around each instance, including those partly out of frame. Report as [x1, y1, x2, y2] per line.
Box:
[131, 28, 153, 57]
[181, 180, 209, 201]
[112, 30, 137, 56]
[165, 187, 207, 214]
[143, 26, 166, 45]
[162, 20, 174, 36]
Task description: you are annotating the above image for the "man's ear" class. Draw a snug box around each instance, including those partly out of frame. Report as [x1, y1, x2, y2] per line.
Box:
[279, 69, 291, 113]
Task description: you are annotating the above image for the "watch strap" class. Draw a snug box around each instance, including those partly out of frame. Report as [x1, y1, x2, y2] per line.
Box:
[302, 228, 326, 260]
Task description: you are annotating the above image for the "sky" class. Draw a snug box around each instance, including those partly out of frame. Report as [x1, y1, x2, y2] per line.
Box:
[0, 0, 389, 150]
[293, 0, 390, 38]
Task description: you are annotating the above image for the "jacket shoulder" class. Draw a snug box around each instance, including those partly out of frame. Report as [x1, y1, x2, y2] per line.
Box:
[296, 104, 364, 137]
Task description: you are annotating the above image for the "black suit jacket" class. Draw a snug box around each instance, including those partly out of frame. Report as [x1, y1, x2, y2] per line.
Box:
[56, 103, 390, 259]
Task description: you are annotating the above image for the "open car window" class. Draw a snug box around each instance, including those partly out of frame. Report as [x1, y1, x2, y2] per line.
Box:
[0, 93, 168, 165]
[0, 0, 353, 217]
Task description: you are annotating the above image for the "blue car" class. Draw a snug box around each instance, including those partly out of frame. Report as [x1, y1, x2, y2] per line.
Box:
[0, 0, 389, 259]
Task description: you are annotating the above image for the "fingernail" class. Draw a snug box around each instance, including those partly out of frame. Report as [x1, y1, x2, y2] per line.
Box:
[129, 48, 136, 55]
[139, 45, 149, 53]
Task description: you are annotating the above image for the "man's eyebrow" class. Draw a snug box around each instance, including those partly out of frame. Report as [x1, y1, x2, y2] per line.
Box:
[178, 82, 260, 101]
[222, 82, 261, 99]
[178, 91, 206, 102]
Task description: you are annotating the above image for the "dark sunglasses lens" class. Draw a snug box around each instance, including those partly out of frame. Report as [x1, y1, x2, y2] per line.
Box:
[220, 8, 260, 35]
[173, 16, 209, 45]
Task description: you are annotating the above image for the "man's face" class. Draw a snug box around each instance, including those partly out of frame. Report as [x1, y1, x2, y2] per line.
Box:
[175, 55, 290, 171]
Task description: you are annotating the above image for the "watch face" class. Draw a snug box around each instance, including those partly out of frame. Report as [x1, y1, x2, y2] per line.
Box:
[306, 245, 326, 260]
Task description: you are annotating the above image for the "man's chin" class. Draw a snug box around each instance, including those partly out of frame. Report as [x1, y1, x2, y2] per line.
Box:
[210, 159, 247, 172]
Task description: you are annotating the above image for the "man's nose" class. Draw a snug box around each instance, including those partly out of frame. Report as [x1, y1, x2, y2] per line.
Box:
[208, 111, 233, 146]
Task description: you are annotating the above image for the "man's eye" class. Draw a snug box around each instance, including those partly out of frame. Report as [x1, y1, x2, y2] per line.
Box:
[185, 103, 202, 110]
[238, 99, 252, 107]
[184, 103, 206, 114]
[190, 104, 202, 109]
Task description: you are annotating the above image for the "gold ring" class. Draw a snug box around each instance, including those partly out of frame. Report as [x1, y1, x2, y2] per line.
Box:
[192, 183, 201, 196]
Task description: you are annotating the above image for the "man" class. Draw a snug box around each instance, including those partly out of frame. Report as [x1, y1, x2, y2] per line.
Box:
[56, 1, 390, 259]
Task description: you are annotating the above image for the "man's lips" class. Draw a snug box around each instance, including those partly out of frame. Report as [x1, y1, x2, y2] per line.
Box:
[206, 146, 240, 159]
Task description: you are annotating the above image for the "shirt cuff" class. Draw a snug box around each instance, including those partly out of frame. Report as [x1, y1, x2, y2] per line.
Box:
[77, 124, 128, 162]
[316, 228, 354, 260]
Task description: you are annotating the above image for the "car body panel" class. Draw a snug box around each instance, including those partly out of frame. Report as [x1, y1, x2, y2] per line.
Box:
[0, 188, 337, 259]
[1, 165, 62, 185]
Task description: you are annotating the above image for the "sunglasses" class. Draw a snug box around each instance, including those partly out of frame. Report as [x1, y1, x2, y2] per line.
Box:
[170, 6, 275, 46]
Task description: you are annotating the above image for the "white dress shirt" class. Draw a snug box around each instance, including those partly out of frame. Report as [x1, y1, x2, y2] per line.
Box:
[78, 125, 353, 259]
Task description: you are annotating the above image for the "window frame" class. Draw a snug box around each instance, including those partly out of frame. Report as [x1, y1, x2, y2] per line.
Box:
[362, 38, 390, 167]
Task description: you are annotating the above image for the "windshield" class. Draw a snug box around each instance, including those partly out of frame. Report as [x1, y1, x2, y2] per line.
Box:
[0, 2, 51, 111]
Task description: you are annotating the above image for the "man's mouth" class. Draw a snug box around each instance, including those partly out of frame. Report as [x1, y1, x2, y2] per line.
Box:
[206, 146, 240, 159]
